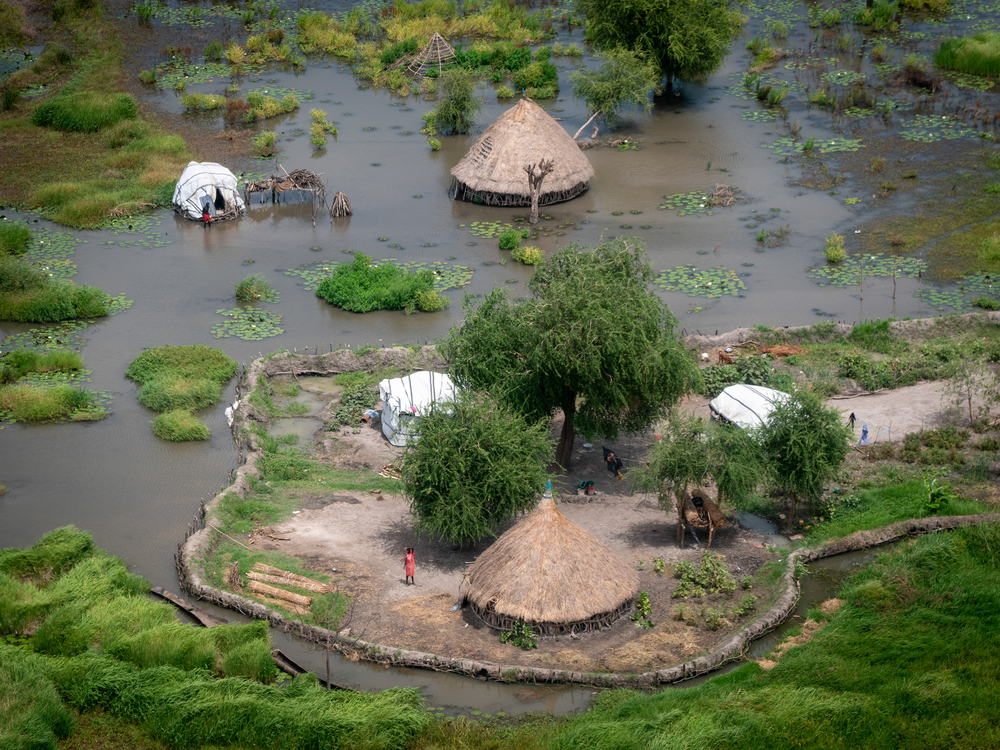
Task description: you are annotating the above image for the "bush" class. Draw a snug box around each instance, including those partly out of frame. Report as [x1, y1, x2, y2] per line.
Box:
[825, 233, 846, 263]
[252, 130, 278, 157]
[334, 382, 377, 425]
[434, 68, 482, 135]
[496, 85, 515, 98]
[0, 223, 32, 255]
[427, 138, 441, 151]
[512, 246, 543, 265]
[315, 252, 439, 313]
[235, 273, 273, 302]
[498, 228, 526, 251]
[414, 289, 449, 312]
[31, 92, 138, 132]
[972, 295, 1000, 311]
[152, 410, 211, 441]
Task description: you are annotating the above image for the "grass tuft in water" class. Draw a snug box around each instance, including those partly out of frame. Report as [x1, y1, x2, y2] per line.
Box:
[151, 409, 210, 441]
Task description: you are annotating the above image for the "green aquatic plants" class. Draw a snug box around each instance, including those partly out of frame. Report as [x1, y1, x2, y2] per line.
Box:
[512, 246, 543, 265]
[935, 32, 1000, 76]
[0, 349, 83, 385]
[825, 233, 846, 263]
[315, 252, 448, 313]
[653, 265, 746, 298]
[234, 273, 276, 302]
[0, 383, 105, 422]
[152, 409, 210, 441]
[498, 227, 529, 251]
[252, 131, 278, 157]
[30, 91, 138, 132]
[125, 345, 236, 427]
[0, 255, 110, 323]
[245, 91, 298, 122]
[0, 222, 32, 255]
[211, 308, 284, 340]
[309, 108, 337, 148]
[432, 68, 482, 135]
[180, 92, 226, 111]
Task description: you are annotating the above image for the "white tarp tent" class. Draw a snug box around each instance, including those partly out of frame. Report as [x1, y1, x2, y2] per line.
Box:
[378, 370, 455, 447]
[172, 161, 246, 221]
[709, 384, 790, 430]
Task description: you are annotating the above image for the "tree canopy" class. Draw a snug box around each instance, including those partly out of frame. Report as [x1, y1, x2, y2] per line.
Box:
[569, 47, 661, 138]
[401, 392, 553, 547]
[757, 390, 851, 523]
[577, 0, 744, 84]
[443, 238, 700, 469]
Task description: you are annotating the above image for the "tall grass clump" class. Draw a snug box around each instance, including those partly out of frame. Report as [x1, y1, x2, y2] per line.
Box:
[0, 223, 32, 255]
[0, 648, 76, 750]
[30, 91, 138, 132]
[245, 91, 298, 122]
[0, 349, 84, 384]
[939, 32, 1000, 75]
[0, 255, 110, 322]
[180, 92, 226, 111]
[848, 318, 895, 353]
[234, 273, 274, 302]
[152, 409, 210, 441]
[125, 344, 236, 414]
[825, 233, 846, 263]
[0, 383, 105, 421]
[315, 252, 448, 313]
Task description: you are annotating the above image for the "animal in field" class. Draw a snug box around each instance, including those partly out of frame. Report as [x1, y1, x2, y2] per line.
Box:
[718, 351, 734, 365]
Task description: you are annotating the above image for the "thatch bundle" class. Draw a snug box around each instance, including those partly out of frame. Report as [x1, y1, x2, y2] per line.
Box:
[330, 190, 352, 218]
[462, 493, 638, 636]
[449, 99, 594, 207]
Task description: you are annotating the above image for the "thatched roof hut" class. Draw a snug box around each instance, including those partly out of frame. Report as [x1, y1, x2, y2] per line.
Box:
[462, 490, 638, 636]
[449, 99, 594, 207]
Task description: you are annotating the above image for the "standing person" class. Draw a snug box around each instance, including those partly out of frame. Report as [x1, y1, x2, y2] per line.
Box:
[202, 205, 212, 228]
[859, 424, 869, 446]
[401, 547, 415, 585]
[847, 412, 856, 431]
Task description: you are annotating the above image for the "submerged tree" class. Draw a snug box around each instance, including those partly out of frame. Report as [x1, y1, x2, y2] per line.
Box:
[402, 393, 553, 547]
[757, 390, 851, 525]
[577, 0, 743, 86]
[570, 47, 661, 139]
[433, 68, 483, 135]
[443, 238, 699, 470]
[523, 158, 554, 224]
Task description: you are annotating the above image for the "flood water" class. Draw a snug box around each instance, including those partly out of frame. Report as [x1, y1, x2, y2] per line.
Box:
[2, 0, 997, 714]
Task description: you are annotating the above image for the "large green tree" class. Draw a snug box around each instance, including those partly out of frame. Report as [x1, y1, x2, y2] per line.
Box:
[757, 390, 851, 524]
[443, 238, 699, 469]
[577, 0, 744, 85]
[401, 392, 554, 547]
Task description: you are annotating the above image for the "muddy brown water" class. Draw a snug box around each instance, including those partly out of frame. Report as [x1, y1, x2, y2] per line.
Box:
[2, 0, 996, 713]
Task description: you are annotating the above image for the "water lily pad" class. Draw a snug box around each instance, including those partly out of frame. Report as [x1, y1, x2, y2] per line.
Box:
[654, 265, 746, 298]
[658, 191, 711, 216]
[211, 308, 284, 341]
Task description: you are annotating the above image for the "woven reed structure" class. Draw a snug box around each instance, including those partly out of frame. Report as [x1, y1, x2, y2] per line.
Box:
[449, 98, 594, 207]
[244, 166, 328, 225]
[462, 491, 638, 636]
[399, 32, 456, 76]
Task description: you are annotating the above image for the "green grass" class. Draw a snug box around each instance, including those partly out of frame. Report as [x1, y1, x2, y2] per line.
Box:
[0, 255, 110, 322]
[315, 252, 446, 313]
[151, 410, 210, 441]
[125, 345, 237, 389]
[806, 479, 988, 544]
[137, 375, 221, 412]
[0, 222, 32, 255]
[179, 92, 226, 111]
[30, 91, 138, 132]
[935, 32, 1000, 76]
[0, 349, 83, 384]
[235, 273, 274, 302]
[0, 383, 105, 422]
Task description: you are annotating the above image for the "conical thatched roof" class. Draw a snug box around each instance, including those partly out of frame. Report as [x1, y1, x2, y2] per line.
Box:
[449, 99, 595, 207]
[463, 492, 638, 635]
[403, 32, 456, 75]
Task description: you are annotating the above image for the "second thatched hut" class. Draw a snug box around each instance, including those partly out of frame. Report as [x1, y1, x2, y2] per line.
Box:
[449, 98, 594, 207]
[462, 489, 638, 636]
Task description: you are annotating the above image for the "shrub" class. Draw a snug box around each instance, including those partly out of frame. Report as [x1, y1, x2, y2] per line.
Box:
[434, 68, 482, 135]
[427, 138, 441, 151]
[204, 39, 224, 61]
[315, 252, 438, 313]
[138, 69, 156, 84]
[252, 131, 278, 157]
[512, 246, 543, 264]
[234, 273, 273, 302]
[0, 223, 32, 255]
[496, 85, 515, 98]
[152, 410, 211, 441]
[31, 92, 138, 132]
[825, 233, 846, 263]
[334, 383, 377, 425]
[972, 295, 1000, 310]
[498, 228, 526, 251]
[414, 289, 449, 312]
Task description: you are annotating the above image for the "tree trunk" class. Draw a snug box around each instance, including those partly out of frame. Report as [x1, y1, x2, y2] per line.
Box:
[788, 492, 797, 526]
[556, 396, 576, 470]
[572, 110, 602, 140]
[676, 484, 688, 547]
[524, 159, 554, 225]
[529, 187, 541, 225]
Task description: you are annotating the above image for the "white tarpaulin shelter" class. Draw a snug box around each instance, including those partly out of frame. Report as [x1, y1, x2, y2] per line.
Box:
[172, 161, 246, 221]
[709, 384, 790, 430]
[378, 371, 455, 446]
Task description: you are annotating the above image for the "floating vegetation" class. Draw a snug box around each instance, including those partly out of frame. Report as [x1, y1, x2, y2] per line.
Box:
[658, 191, 712, 215]
[742, 109, 777, 122]
[284, 260, 473, 292]
[947, 73, 995, 91]
[248, 86, 312, 101]
[22, 227, 86, 281]
[842, 107, 874, 118]
[917, 273, 1000, 311]
[153, 61, 235, 89]
[612, 211, 623, 216]
[654, 266, 746, 298]
[467, 220, 514, 239]
[900, 115, 978, 142]
[822, 70, 867, 86]
[106, 294, 134, 316]
[211, 308, 284, 340]
[620, 224, 632, 229]
[809, 253, 927, 287]
[766, 136, 865, 155]
[1, 321, 90, 353]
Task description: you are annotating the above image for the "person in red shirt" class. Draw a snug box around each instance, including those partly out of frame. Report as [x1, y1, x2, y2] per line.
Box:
[401, 547, 415, 585]
[202, 206, 212, 228]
